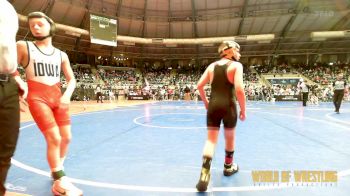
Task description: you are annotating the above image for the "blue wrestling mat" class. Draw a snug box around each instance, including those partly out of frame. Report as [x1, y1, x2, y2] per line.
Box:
[6, 101, 350, 196]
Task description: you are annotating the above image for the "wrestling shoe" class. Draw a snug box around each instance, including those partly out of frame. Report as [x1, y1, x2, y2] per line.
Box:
[52, 176, 83, 196]
[196, 168, 210, 192]
[223, 163, 239, 176]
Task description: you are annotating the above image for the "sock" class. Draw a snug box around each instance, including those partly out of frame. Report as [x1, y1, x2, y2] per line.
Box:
[52, 170, 66, 180]
[52, 166, 63, 172]
[60, 156, 66, 167]
[202, 156, 212, 170]
[225, 150, 234, 165]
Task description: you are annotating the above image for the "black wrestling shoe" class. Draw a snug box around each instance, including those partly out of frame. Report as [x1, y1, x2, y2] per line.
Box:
[223, 163, 239, 176]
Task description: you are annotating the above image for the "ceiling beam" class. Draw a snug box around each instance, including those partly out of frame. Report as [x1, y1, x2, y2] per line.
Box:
[140, 0, 148, 38]
[331, 7, 350, 30]
[191, 0, 198, 38]
[312, 5, 350, 55]
[191, 0, 199, 64]
[140, 0, 148, 59]
[44, 0, 56, 16]
[168, 0, 171, 38]
[271, 0, 305, 63]
[167, 0, 172, 58]
[22, 0, 33, 13]
[116, 0, 122, 18]
[237, 0, 248, 35]
[74, 0, 92, 52]
[332, 14, 350, 31]
[61, 4, 73, 22]
[115, 0, 123, 56]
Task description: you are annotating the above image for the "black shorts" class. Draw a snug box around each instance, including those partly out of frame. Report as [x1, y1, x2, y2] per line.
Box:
[207, 101, 237, 129]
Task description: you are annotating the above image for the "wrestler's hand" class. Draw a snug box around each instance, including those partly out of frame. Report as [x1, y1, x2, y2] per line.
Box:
[204, 99, 209, 110]
[60, 94, 71, 105]
[13, 75, 28, 99]
[19, 96, 28, 112]
[239, 110, 246, 121]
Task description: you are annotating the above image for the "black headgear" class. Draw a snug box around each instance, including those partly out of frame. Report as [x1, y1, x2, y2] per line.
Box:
[27, 11, 56, 40]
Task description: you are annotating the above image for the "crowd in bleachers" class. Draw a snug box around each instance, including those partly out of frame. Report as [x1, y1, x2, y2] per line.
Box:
[294, 62, 349, 85]
[253, 63, 295, 75]
[250, 62, 349, 102]
[27, 61, 348, 103]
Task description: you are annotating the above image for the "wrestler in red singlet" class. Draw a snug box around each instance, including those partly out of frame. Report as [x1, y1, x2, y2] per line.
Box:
[16, 12, 83, 196]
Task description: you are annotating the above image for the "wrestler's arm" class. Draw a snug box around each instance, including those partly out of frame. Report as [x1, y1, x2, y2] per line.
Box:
[11, 41, 28, 99]
[197, 65, 211, 109]
[16, 41, 28, 67]
[61, 51, 76, 104]
[234, 62, 246, 121]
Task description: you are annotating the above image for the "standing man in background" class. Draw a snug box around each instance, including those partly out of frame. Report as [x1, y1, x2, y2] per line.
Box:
[0, 1, 28, 195]
[333, 73, 347, 114]
[96, 84, 103, 103]
[298, 78, 309, 106]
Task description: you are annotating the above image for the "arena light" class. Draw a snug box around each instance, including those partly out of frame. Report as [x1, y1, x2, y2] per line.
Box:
[123, 41, 135, 46]
[345, 30, 350, 36]
[202, 43, 214, 47]
[247, 34, 275, 41]
[117, 35, 152, 44]
[165, 44, 177, 47]
[310, 31, 347, 39]
[311, 37, 326, 41]
[234, 35, 248, 41]
[152, 38, 164, 44]
[160, 34, 274, 45]
[65, 31, 81, 37]
[257, 40, 271, 44]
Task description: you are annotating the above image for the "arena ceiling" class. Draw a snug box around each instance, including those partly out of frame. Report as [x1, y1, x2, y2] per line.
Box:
[11, 0, 350, 60]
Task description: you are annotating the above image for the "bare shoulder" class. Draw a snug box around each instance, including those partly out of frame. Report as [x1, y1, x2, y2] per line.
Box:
[206, 62, 217, 71]
[229, 61, 243, 67]
[227, 61, 243, 71]
[16, 41, 28, 54]
[60, 50, 69, 62]
[17, 40, 26, 46]
[61, 50, 68, 58]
